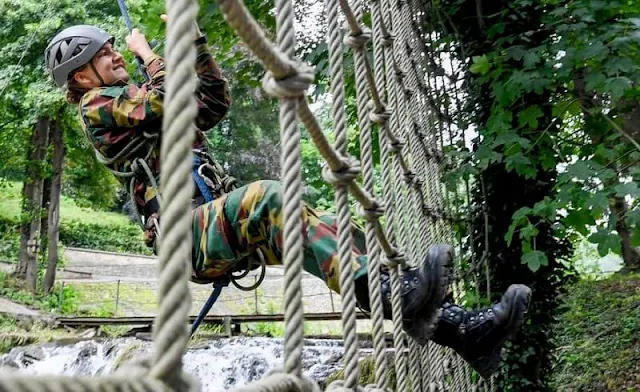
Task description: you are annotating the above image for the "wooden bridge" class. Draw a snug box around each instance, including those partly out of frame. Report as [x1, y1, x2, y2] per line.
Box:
[55, 311, 372, 337]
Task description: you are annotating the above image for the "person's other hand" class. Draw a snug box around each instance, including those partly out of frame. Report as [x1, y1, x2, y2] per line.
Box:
[160, 13, 203, 38]
[126, 28, 154, 61]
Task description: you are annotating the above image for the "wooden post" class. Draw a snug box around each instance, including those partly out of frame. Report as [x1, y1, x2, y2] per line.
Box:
[224, 316, 232, 338]
[329, 287, 335, 313]
[115, 280, 121, 317]
[58, 281, 65, 311]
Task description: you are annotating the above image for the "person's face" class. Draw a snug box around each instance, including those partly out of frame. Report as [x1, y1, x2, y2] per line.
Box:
[73, 42, 129, 87]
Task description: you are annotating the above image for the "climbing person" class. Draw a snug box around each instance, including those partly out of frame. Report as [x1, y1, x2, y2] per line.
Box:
[45, 21, 532, 378]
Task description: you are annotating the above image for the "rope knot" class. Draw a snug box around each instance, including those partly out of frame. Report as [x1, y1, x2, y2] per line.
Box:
[382, 33, 395, 47]
[364, 384, 391, 392]
[388, 136, 404, 153]
[425, 147, 445, 163]
[343, 28, 371, 50]
[357, 202, 385, 221]
[261, 368, 322, 391]
[321, 156, 361, 185]
[326, 380, 365, 391]
[411, 177, 424, 190]
[423, 206, 441, 222]
[262, 61, 315, 99]
[403, 171, 415, 185]
[369, 109, 392, 124]
[384, 251, 407, 268]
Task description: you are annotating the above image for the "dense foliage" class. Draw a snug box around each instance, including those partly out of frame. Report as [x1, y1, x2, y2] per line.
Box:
[551, 274, 640, 391]
[423, 0, 639, 389]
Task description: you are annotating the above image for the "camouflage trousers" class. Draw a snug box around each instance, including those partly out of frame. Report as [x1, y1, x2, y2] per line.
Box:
[191, 180, 368, 293]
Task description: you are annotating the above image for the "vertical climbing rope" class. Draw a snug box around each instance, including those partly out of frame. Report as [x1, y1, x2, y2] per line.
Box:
[347, 0, 389, 386]
[149, 0, 198, 385]
[273, 0, 306, 377]
[324, 0, 359, 386]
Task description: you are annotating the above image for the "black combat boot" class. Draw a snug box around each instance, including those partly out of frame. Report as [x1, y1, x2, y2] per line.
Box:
[430, 284, 532, 378]
[355, 244, 454, 344]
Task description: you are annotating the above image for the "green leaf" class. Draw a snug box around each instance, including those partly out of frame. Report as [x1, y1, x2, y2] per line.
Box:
[563, 210, 596, 235]
[518, 106, 544, 128]
[523, 51, 539, 68]
[606, 57, 637, 74]
[585, 72, 606, 92]
[487, 110, 513, 133]
[505, 207, 531, 244]
[552, 99, 582, 117]
[566, 161, 593, 181]
[487, 23, 505, 39]
[614, 182, 640, 198]
[586, 192, 609, 215]
[505, 152, 532, 174]
[506, 46, 527, 61]
[470, 55, 491, 75]
[594, 144, 618, 161]
[588, 229, 622, 257]
[580, 41, 608, 60]
[626, 209, 640, 227]
[522, 251, 548, 273]
[631, 231, 640, 247]
[605, 77, 632, 99]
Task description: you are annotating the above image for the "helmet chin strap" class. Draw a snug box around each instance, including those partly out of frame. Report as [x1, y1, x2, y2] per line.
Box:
[88, 61, 106, 86]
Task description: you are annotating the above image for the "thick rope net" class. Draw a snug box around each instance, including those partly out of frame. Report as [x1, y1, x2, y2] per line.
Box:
[0, 0, 496, 390]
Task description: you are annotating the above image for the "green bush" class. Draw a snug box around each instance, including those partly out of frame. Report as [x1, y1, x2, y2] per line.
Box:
[0, 271, 78, 314]
[59, 220, 151, 255]
[0, 219, 20, 262]
[0, 215, 151, 261]
[551, 274, 640, 391]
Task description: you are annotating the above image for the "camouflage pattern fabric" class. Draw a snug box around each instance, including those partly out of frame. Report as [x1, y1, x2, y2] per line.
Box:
[77, 42, 231, 213]
[192, 180, 369, 293]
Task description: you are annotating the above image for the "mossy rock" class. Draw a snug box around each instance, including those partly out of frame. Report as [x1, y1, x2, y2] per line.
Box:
[113, 341, 145, 371]
[325, 355, 397, 390]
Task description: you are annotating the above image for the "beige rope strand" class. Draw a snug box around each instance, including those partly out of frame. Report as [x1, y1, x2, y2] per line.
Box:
[324, 0, 359, 385]
[150, 0, 197, 385]
[346, 0, 388, 387]
[276, 0, 306, 376]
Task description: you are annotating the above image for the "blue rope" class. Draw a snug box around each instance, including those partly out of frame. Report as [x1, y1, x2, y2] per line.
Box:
[192, 156, 215, 203]
[115, 0, 149, 82]
[190, 281, 228, 336]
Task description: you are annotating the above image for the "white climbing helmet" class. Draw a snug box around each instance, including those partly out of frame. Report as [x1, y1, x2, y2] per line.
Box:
[44, 25, 115, 88]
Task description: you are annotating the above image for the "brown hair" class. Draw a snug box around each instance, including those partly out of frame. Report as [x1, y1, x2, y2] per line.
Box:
[65, 66, 91, 105]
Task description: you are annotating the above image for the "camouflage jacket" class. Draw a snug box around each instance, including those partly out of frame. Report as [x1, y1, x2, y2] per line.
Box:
[77, 40, 231, 218]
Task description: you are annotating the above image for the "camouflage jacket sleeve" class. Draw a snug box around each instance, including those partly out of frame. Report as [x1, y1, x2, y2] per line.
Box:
[79, 40, 231, 151]
[194, 38, 232, 132]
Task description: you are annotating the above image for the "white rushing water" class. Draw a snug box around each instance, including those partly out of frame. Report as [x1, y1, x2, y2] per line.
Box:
[1, 337, 370, 390]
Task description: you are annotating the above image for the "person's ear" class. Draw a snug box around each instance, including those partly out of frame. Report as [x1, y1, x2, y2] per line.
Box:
[73, 67, 94, 87]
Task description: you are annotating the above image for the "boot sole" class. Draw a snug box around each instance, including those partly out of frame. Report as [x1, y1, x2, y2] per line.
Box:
[471, 284, 532, 378]
[404, 244, 454, 345]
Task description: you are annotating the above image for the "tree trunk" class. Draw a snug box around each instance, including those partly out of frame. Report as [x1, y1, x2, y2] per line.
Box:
[15, 180, 33, 278]
[610, 195, 640, 273]
[40, 177, 52, 263]
[43, 119, 64, 294]
[24, 117, 50, 293]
